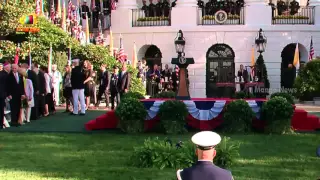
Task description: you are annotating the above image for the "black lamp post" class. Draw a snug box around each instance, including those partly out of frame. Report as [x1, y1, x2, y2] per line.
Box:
[255, 28, 267, 54]
[171, 30, 194, 100]
[175, 30, 186, 58]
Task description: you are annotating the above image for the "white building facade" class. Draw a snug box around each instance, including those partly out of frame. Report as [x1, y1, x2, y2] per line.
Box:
[111, 0, 320, 98]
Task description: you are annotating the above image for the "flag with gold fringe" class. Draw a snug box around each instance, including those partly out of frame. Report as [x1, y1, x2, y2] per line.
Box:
[109, 27, 114, 56]
[293, 43, 300, 69]
[61, 0, 66, 31]
[48, 44, 53, 74]
[57, 0, 61, 18]
[251, 46, 255, 66]
[85, 13, 90, 44]
[293, 43, 300, 76]
[132, 42, 137, 69]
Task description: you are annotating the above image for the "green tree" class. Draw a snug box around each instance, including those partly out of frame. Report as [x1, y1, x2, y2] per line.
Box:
[255, 54, 270, 97]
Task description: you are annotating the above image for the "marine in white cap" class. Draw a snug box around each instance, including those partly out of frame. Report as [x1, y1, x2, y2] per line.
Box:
[176, 131, 234, 180]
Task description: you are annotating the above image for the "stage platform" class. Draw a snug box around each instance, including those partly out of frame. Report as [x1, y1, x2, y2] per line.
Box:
[85, 98, 320, 131]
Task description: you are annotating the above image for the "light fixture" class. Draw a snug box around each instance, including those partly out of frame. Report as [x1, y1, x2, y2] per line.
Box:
[255, 28, 267, 54]
[174, 30, 186, 55]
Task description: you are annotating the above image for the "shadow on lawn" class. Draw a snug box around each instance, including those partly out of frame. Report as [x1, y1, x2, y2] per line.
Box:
[0, 133, 319, 180]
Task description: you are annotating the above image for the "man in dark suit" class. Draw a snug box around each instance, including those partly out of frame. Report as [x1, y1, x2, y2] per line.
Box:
[32, 63, 46, 118]
[0, 63, 9, 128]
[177, 131, 234, 180]
[110, 66, 120, 110]
[21, 63, 39, 120]
[118, 63, 131, 99]
[95, 64, 110, 109]
[237, 64, 248, 91]
[6, 64, 26, 126]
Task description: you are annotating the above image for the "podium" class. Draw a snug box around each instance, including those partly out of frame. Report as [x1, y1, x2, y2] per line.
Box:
[171, 57, 194, 100]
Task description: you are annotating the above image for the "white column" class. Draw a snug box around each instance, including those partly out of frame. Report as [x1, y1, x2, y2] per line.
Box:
[244, 0, 271, 25]
[309, 0, 320, 5]
[309, 0, 320, 25]
[116, 0, 138, 9]
[175, 0, 198, 7]
[245, 0, 267, 5]
[171, 0, 198, 27]
[111, 0, 138, 31]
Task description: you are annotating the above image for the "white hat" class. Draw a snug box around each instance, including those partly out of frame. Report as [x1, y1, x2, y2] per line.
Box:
[72, 59, 80, 63]
[191, 131, 221, 149]
[83, 0, 87, 2]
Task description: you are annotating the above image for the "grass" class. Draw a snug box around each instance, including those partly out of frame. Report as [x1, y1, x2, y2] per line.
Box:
[0, 132, 319, 180]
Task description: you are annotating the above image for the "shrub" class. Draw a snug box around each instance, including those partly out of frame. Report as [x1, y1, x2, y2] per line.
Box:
[115, 98, 147, 133]
[214, 137, 240, 168]
[129, 137, 239, 170]
[261, 97, 294, 134]
[122, 92, 145, 100]
[223, 100, 255, 133]
[158, 100, 189, 134]
[233, 91, 255, 99]
[153, 91, 175, 98]
[125, 66, 146, 96]
[270, 92, 295, 104]
[294, 59, 320, 101]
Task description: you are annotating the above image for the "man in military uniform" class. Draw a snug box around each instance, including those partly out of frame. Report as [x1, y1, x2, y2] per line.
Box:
[177, 131, 234, 180]
[141, 0, 149, 17]
[156, 0, 163, 17]
[148, 0, 157, 17]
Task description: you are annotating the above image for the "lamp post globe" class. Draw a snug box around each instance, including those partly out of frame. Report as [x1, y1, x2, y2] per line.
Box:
[174, 30, 186, 55]
[255, 28, 267, 54]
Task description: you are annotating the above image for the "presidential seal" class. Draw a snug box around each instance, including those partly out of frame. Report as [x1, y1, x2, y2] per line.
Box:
[214, 10, 228, 24]
[179, 56, 187, 64]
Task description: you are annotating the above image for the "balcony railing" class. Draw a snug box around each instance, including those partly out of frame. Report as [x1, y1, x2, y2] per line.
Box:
[271, 6, 315, 24]
[132, 9, 171, 27]
[197, 8, 244, 25]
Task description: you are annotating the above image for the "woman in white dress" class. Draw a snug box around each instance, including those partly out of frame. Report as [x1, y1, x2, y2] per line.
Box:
[18, 68, 34, 123]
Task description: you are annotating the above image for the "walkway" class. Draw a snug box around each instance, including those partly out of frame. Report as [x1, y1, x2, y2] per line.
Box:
[1, 110, 107, 133]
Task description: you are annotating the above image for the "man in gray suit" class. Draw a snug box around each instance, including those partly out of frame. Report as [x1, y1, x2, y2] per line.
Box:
[177, 131, 234, 180]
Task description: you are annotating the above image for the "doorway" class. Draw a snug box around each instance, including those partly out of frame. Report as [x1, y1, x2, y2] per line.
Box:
[206, 44, 235, 97]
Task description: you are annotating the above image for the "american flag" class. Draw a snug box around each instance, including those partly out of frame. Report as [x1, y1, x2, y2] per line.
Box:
[50, 0, 55, 22]
[309, 36, 314, 61]
[117, 34, 125, 62]
[67, 0, 73, 21]
[111, 0, 117, 10]
[36, 0, 41, 15]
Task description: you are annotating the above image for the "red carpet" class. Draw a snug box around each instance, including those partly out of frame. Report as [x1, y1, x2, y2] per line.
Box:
[85, 100, 320, 131]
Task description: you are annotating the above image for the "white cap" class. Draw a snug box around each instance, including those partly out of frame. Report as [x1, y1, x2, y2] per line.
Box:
[83, 0, 87, 2]
[72, 59, 80, 63]
[191, 131, 221, 149]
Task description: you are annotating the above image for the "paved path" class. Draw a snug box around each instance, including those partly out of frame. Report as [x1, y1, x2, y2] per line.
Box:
[296, 104, 320, 112]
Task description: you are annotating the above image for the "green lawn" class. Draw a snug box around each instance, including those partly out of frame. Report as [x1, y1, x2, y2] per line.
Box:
[0, 132, 319, 180]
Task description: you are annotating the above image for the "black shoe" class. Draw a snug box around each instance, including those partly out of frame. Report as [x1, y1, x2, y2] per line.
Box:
[79, 113, 85, 116]
[70, 113, 77, 115]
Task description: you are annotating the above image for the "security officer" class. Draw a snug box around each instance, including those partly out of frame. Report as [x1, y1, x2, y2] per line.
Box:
[177, 131, 234, 180]
[109, 65, 120, 110]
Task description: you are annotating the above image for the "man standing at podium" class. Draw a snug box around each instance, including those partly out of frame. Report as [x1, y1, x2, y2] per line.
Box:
[176, 131, 234, 180]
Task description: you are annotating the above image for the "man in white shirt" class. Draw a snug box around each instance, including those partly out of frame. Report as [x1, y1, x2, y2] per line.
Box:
[51, 64, 62, 106]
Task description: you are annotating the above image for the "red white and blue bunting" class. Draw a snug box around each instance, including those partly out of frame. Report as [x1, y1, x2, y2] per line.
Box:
[143, 100, 263, 121]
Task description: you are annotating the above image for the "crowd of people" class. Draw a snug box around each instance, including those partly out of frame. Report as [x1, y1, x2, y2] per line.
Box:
[0, 59, 131, 129]
[136, 59, 186, 97]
